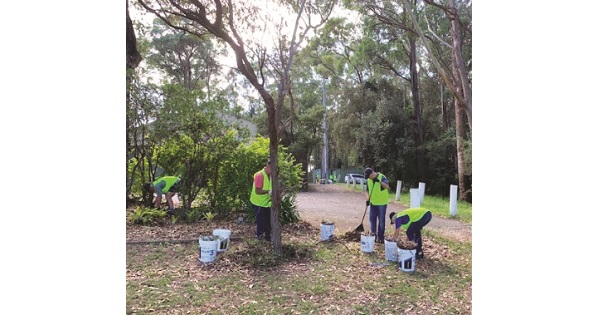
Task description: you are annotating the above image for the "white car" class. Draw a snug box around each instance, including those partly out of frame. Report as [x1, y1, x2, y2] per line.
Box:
[345, 173, 366, 184]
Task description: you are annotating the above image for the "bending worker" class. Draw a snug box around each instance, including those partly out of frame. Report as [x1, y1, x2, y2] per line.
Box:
[144, 176, 181, 217]
[389, 207, 432, 260]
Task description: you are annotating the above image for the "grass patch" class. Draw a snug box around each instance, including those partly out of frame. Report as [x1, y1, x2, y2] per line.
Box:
[339, 183, 472, 223]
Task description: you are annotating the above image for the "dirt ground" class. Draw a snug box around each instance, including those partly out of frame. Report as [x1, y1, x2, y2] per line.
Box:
[296, 183, 472, 242]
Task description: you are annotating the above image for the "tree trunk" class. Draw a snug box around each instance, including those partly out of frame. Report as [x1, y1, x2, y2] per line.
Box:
[402, 0, 471, 132]
[269, 81, 283, 253]
[448, 0, 471, 130]
[126, 0, 142, 69]
[126, 0, 142, 201]
[408, 33, 426, 181]
[452, 53, 468, 201]
[454, 97, 467, 201]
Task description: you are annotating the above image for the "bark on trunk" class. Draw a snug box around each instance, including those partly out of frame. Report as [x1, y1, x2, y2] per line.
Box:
[126, 0, 142, 69]
[409, 34, 426, 181]
[454, 97, 467, 201]
[452, 56, 468, 201]
[448, 0, 471, 130]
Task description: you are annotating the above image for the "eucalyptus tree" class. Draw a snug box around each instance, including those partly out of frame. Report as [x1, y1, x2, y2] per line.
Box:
[341, 0, 428, 181]
[146, 18, 223, 97]
[300, 16, 375, 170]
[401, 0, 471, 199]
[339, 0, 470, 199]
[137, 0, 336, 254]
[280, 62, 327, 180]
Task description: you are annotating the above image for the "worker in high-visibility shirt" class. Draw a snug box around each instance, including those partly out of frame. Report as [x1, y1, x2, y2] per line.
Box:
[389, 207, 432, 260]
[144, 176, 181, 217]
[250, 160, 272, 241]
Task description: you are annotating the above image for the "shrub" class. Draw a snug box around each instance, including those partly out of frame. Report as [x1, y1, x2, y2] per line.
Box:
[246, 194, 300, 225]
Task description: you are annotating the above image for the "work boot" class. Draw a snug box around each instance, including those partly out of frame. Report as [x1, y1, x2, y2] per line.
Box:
[416, 251, 424, 260]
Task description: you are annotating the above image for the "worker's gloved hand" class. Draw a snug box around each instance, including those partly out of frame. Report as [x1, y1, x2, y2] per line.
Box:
[268, 190, 273, 197]
[366, 200, 370, 206]
[372, 177, 379, 183]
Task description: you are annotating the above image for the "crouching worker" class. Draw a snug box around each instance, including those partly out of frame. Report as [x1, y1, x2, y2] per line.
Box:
[144, 176, 181, 217]
[389, 207, 432, 260]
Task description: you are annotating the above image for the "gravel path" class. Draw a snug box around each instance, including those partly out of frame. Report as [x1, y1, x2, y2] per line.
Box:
[296, 183, 471, 242]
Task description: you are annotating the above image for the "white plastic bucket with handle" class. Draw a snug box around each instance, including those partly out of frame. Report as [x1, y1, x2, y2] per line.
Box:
[360, 234, 375, 253]
[320, 223, 335, 241]
[212, 229, 232, 252]
[199, 236, 218, 263]
[398, 248, 416, 272]
[384, 240, 398, 261]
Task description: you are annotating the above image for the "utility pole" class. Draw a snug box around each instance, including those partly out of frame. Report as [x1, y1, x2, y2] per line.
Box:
[321, 79, 328, 182]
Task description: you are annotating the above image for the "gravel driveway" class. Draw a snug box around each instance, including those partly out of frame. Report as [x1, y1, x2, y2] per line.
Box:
[296, 183, 472, 242]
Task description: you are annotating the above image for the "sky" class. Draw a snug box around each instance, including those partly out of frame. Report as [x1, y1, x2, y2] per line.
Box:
[1, 1, 600, 314]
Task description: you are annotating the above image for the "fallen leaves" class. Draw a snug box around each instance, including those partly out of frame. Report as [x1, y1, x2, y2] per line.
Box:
[127, 216, 471, 314]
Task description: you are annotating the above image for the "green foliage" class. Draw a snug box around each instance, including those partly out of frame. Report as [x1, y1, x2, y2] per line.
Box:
[279, 194, 300, 225]
[126, 73, 163, 202]
[127, 206, 167, 226]
[246, 194, 300, 225]
[206, 136, 304, 216]
[127, 158, 145, 197]
[391, 191, 472, 223]
[202, 211, 217, 224]
[235, 137, 303, 226]
[146, 18, 221, 91]
[182, 207, 204, 224]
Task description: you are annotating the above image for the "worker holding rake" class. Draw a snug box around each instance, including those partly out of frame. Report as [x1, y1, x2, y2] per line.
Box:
[364, 167, 390, 243]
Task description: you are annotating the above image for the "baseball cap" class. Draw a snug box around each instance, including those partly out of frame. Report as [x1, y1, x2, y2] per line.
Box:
[389, 212, 396, 224]
[364, 167, 373, 177]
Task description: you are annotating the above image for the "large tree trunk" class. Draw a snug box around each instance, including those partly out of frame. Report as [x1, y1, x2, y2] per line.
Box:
[454, 97, 467, 201]
[403, 0, 471, 132]
[448, 0, 471, 130]
[408, 32, 426, 181]
[452, 52, 468, 201]
[126, 0, 142, 200]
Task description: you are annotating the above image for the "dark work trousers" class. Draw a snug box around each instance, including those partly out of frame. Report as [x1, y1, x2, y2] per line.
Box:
[405, 211, 432, 256]
[253, 205, 271, 241]
[369, 204, 388, 242]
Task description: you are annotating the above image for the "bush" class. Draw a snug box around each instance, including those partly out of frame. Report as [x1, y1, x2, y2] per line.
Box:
[246, 194, 300, 225]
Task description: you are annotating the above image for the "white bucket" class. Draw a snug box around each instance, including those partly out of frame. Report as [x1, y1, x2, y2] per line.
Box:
[320, 223, 335, 241]
[360, 234, 375, 253]
[384, 240, 398, 261]
[212, 229, 232, 252]
[398, 248, 416, 272]
[199, 237, 218, 263]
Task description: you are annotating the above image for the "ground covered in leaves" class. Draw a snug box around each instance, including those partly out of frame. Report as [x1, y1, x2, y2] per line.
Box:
[127, 218, 471, 314]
